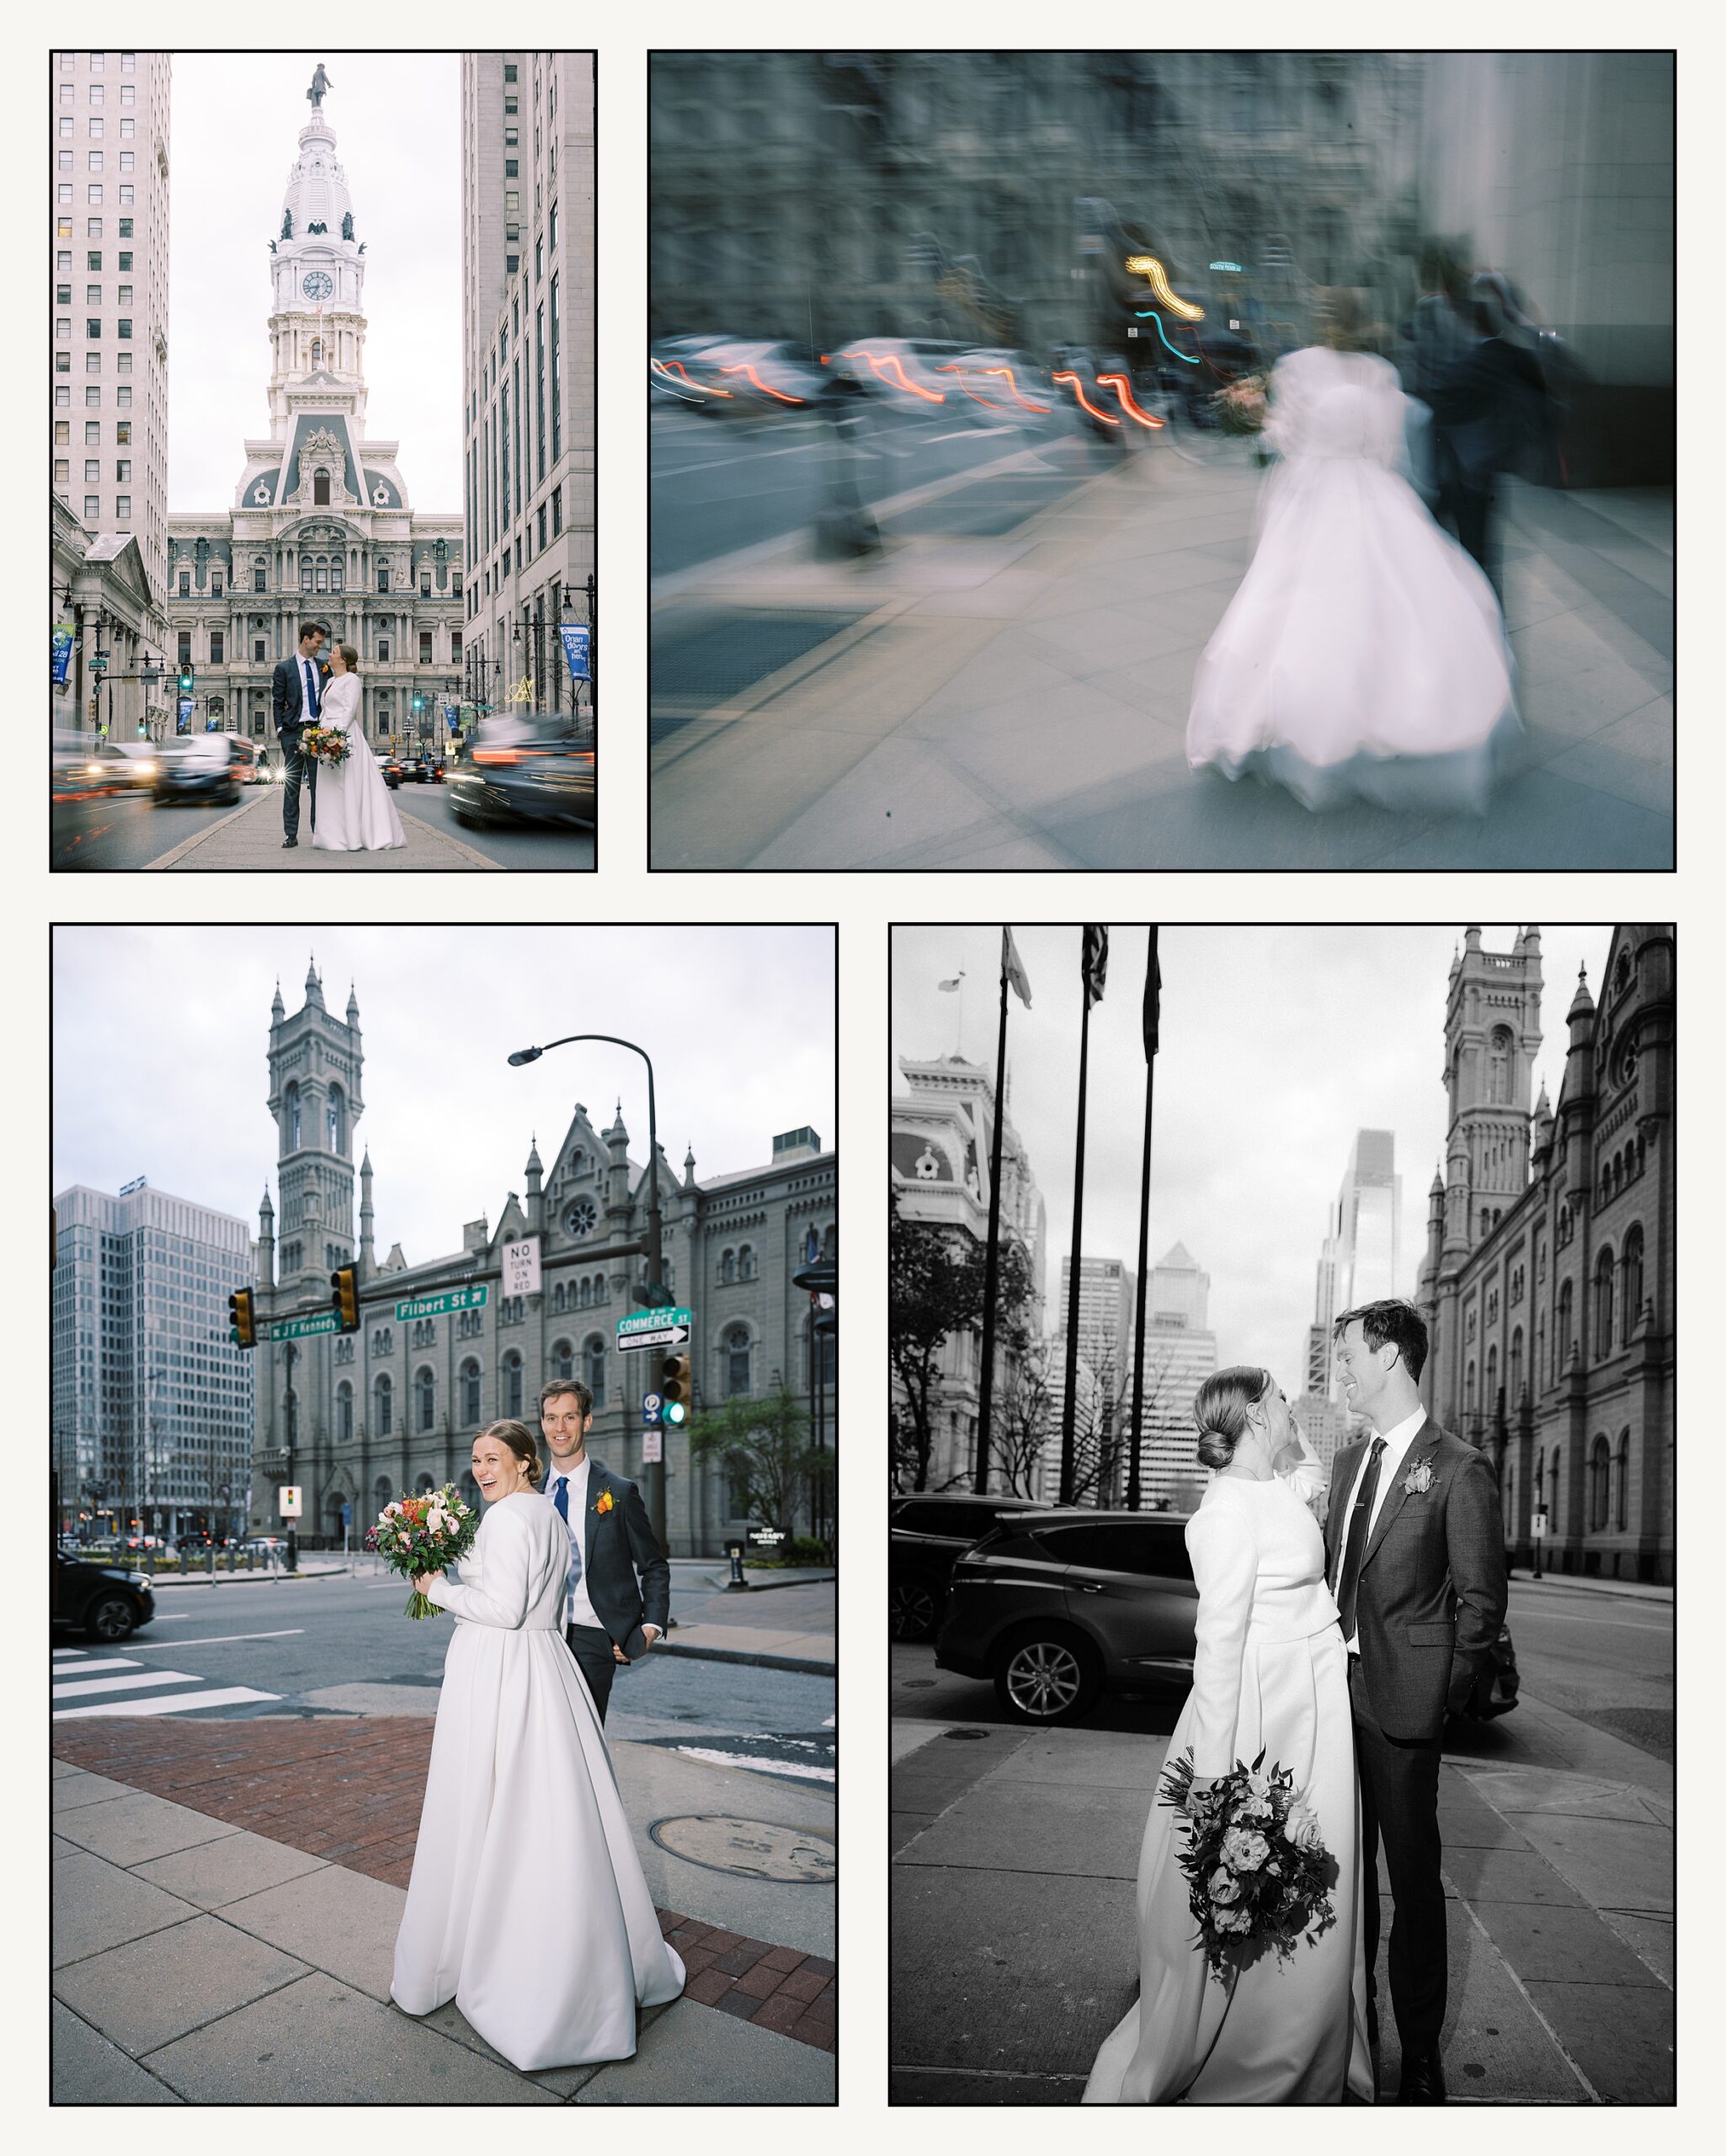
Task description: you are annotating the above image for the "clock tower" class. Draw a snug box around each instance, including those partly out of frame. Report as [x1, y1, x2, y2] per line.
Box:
[269, 102, 369, 429]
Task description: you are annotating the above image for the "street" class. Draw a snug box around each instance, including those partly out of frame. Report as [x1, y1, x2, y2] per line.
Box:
[51, 789, 240, 872]
[395, 784, 596, 870]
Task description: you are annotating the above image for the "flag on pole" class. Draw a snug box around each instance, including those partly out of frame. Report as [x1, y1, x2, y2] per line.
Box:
[938, 975, 963, 992]
[1143, 937, 1162, 1059]
[1003, 927, 1032, 1008]
[1081, 926, 1109, 1010]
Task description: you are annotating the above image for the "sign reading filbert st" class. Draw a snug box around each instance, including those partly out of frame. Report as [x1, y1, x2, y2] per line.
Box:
[394, 1284, 489, 1322]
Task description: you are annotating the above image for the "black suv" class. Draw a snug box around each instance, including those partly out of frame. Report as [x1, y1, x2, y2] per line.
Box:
[53, 1551, 156, 1642]
[935, 1509, 1199, 1722]
[889, 1492, 1046, 1641]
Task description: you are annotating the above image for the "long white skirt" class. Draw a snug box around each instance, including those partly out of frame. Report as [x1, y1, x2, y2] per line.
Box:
[1084, 1625, 1373, 2104]
[390, 1622, 685, 2069]
[311, 728, 406, 851]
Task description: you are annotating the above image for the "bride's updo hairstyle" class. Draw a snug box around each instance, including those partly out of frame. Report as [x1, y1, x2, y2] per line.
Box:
[1316, 286, 1369, 353]
[476, 1419, 543, 1487]
[1192, 1366, 1274, 1471]
[338, 643, 360, 675]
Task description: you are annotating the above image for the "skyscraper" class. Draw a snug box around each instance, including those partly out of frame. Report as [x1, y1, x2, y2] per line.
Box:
[1136, 1241, 1217, 1510]
[461, 52, 595, 724]
[1307, 1129, 1403, 1403]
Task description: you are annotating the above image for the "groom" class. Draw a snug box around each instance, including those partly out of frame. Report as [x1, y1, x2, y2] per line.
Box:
[539, 1379, 670, 1723]
[1326, 1299, 1506, 2104]
[271, 622, 330, 848]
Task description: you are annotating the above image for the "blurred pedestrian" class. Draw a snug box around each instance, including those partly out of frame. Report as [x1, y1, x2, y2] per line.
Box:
[1185, 287, 1516, 814]
[1396, 244, 1475, 509]
[1426, 273, 1553, 596]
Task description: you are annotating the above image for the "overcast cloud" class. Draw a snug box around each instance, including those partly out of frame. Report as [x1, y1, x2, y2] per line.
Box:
[892, 925, 1609, 1387]
[168, 51, 461, 512]
[55, 927, 835, 1262]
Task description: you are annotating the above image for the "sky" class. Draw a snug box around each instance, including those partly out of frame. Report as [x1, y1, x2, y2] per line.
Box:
[54, 927, 835, 1262]
[168, 51, 462, 512]
[892, 924, 1611, 1387]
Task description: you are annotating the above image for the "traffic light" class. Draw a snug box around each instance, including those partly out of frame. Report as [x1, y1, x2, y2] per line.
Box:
[178, 665, 194, 698]
[412, 693, 423, 715]
[659, 1351, 691, 1427]
[330, 1263, 360, 1333]
[228, 1288, 256, 1349]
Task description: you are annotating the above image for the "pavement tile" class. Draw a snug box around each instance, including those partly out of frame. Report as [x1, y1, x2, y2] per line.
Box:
[777, 1964, 830, 2004]
[685, 1967, 735, 2007]
[53, 1912, 310, 2057]
[53, 1850, 200, 1970]
[1361, 766, 1671, 869]
[892, 2067, 1087, 2105]
[1597, 1910, 1674, 1988]
[732, 1959, 790, 2001]
[1512, 1813, 1674, 1919]
[1431, 1905, 1593, 2103]
[1441, 1846, 1580, 1907]
[990, 1729, 1169, 1792]
[51, 1999, 184, 2103]
[217, 1856, 405, 2003]
[789, 2009, 837, 2050]
[800, 1956, 836, 1979]
[420, 1995, 599, 2099]
[141, 1972, 558, 2104]
[715, 1987, 763, 2020]
[760, 1945, 808, 1973]
[131, 1828, 330, 1909]
[710, 1940, 769, 1977]
[573, 1996, 836, 2103]
[51, 1835, 82, 1859]
[899, 1771, 1147, 1881]
[51, 1770, 139, 1814]
[1522, 1980, 1675, 2103]
[51, 1789, 242, 1869]
[1588, 696, 1675, 766]
[1467, 1897, 1661, 1988]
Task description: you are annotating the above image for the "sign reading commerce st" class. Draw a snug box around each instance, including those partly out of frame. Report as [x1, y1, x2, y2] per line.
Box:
[616, 1306, 693, 1353]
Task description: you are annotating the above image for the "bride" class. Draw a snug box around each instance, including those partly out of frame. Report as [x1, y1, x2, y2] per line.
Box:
[311, 643, 405, 851]
[390, 1420, 685, 2069]
[1185, 289, 1517, 814]
[1084, 1369, 1372, 2105]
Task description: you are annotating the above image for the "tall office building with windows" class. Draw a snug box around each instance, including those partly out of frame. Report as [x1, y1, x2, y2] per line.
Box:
[461, 51, 595, 723]
[51, 1181, 256, 1542]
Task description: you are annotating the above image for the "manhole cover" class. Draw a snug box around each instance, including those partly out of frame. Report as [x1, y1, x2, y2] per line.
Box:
[649, 1815, 836, 1883]
[944, 1727, 992, 1741]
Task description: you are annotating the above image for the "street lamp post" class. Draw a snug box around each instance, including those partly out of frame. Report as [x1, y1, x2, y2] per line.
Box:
[509, 1033, 670, 1546]
[791, 1250, 837, 1556]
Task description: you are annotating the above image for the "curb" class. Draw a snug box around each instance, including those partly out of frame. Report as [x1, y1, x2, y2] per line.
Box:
[656, 1641, 837, 1678]
[140, 789, 260, 868]
[140, 777, 504, 872]
[388, 794, 509, 870]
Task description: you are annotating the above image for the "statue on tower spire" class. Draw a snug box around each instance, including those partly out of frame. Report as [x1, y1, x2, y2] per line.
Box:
[307, 63, 333, 111]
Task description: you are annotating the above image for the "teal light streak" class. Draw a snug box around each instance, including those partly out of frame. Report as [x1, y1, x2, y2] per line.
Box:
[1135, 313, 1201, 364]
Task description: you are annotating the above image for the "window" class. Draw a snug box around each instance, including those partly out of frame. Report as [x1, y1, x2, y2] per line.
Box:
[120, 152, 133, 173]
[122, 52, 134, 72]
[119, 187, 132, 205]
[115, 495, 130, 519]
[450, 631, 462, 661]
[505, 94, 518, 116]
[503, 1350, 523, 1419]
[254, 639, 266, 662]
[535, 237, 543, 283]
[724, 1326, 752, 1397]
[88, 319, 101, 339]
[119, 218, 131, 237]
[739, 1245, 756, 1280]
[374, 1374, 392, 1435]
[552, 486, 562, 536]
[1510, 1328, 1524, 1405]
[89, 152, 104, 173]
[551, 1338, 573, 1381]
[584, 1337, 606, 1408]
[56, 423, 71, 446]
[86, 283, 102, 305]
[255, 566, 266, 592]
[178, 574, 189, 597]
[550, 275, 561, 459]
[90, 80, 104, 103]
[115, 419, 130, 443]
[377, 639, 390, 662]
[461, 1358, 482, 1424]
[505, 189, 519, 215]
[1588, 1436, 1611, 1533]
[504, 62, 517, 82]
[91, 118, 104, 139]
[1557, 1280, 1574, 1372]
[1616, 1430, 1630, 1532]
[59, 115, 74, 138]
[419, 630, 432, 664]
[85, 459, 100, 483]
[337, 1382, 354, 1443]
[56, 387, 71, 407]
[119, 251, 131, 271]
[378, 566, 389, 592]
[83, 495, 99, 519]
[115, 385, 130, 406]
[1621, 1225, 1644, 1339]
[117, 319, 131, 339]
[416, 1367, 436, 1433]
[1593, 1248, 1615, 1358]
[505, 160, 519, 178]
[420, 572, 431, 596]
[54, 459, 69, 485]
[120, 118, 134, 138]
[210, 632, 223, 663]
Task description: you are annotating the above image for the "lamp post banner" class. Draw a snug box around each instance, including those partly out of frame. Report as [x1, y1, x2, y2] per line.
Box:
[53, 625, 75, 686]
[562, 624, 590, 682]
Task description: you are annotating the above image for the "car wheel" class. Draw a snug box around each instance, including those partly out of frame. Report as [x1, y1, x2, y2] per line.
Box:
[994, 1629, 1100, 1724]
[889, 1576, 940, 1642]
[84, 1593, 137, 1643]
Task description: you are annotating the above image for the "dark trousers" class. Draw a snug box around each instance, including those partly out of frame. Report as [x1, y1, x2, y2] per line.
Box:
[1437, 476, 1496, 598]
[566, 1621, 617, 1724]
[278, 729, 316, 838]
[1349, 1654, 1447, 2059]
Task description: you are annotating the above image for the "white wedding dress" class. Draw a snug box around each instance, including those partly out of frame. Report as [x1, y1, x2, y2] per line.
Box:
[390, 1492, 685, 2069]
[1084, 1450, 1373, 2104]
[1185, 344, 1518, 812]
[310, 673, 405, 851]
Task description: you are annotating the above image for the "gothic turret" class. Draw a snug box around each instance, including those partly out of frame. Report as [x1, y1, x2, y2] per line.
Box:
[271, 981, 285, 1026]
[359, 1146, 375, 1279]
[525, 1136, 544, 1235]
[346, 982, 360, 1028]
[684, 1145, 697, 1191]
[1561, 964, 1597, 1198]
[305, 958, 323, 1011]
[258, 1187, 275, 1290]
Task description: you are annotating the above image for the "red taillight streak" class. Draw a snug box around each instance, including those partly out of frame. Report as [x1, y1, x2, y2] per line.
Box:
[978, 366, 1051, 413]
[1052, 371, 1120, 424]
[935, 366, 1007, 410]
[840, 349, 945, 403]
[717, 363, 805, 405]
[655, 359, 731, 398]
[1096, 375, 1166, 429]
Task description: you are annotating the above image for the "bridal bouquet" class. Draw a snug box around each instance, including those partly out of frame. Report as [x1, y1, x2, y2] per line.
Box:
[365, 1486, 481, 1618]
[1159, 1745, 1338, 1980]
[302, 725, 352, 765]
[1212, 372, 1268, 437]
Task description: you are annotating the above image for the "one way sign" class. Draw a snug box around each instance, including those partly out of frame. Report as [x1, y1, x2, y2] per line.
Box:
[616, 1322, 690, 1353]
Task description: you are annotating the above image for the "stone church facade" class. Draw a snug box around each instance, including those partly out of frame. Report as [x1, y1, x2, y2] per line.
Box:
[1417, 926, 1674, 1582]
[249, 968, 836, 1558]
[165, 79, 462, 751]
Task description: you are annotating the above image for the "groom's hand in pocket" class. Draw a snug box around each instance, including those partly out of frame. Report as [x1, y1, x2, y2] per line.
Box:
[1446, 1657, 1478, 1716]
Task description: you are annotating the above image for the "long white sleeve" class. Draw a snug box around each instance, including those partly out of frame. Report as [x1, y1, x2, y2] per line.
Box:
[1185, 1492, 1259, 1777]
[423, 1502, 534, 1630]
[1277, 1428, 1329, 1508]
[322, 675, 361, 734]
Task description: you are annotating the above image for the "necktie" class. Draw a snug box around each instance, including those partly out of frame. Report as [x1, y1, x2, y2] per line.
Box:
[303, 658, 318, 720]
[552, 1477, 583, 1591]
[1333, 1437, 1386, 1645]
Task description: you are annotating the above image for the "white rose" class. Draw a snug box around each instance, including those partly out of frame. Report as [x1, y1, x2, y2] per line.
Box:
[384, 1502, 402, 1516]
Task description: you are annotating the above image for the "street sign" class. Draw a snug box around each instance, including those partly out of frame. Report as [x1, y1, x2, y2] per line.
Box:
[1532, 1510, 1549, 1540]
[266, 1310, 341, 1341]
[394, 1284, 488, 1322]
[641, 1428, 663, 1464]
[618, 1307, 693, 1337]
[617, 1315, 691, 1353]
[502, 1236, 541, 1296]
[280, 1486, 302, 1519]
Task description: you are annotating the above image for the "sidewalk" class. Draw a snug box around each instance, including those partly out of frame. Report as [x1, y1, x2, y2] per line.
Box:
[1509, 1569, 1673, 1607]
[141, 786, 499, 870]
[890, 1694, 1670, 2104]
[53, 1716, 835, 2103]
[651, 443, 1672, 869]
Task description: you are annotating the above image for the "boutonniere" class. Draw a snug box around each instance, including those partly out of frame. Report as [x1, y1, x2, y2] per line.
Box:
[594, 1489, 615, 1516]
[1402, 1461, 1437, 1497]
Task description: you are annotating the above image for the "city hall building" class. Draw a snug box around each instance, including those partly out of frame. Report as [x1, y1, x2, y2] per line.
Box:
[1417, 926, 1674, 1583]
[164, 76, 462, 750]
[248, 967, 835, 1557]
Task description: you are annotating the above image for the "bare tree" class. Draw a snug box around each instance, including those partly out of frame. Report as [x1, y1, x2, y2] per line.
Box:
[1057, 1338, 1179, 1508]
[990, 1337, 1057, 1497]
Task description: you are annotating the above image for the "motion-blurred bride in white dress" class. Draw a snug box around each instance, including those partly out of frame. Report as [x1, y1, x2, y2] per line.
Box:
[1185, 289, 1517, 814]
[311, 643, 405, 851]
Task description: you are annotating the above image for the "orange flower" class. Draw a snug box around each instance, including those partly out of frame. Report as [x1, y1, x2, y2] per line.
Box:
[595, 1490, 614, 1516]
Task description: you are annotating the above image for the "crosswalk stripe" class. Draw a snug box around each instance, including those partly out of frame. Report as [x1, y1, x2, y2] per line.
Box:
[50, 1658, 141, 1678]
[51, 1648, 87, 1659]
[51, 1669, 202, 1700]
[53, 1685, 280, 1721]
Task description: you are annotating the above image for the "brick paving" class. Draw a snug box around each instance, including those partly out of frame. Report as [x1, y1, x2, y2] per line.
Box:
[54, 1716, 835, 2052]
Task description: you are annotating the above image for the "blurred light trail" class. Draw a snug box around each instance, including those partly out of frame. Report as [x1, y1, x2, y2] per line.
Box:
[839, 349, 946, 403]
[978, 366, 1050, 414]
[1096, 374, 1166, 428]
[1124, 255, 1205, 320]
[718, 363, 805, 404]
[936, 365, 1009, 410]
[1052, 371, 1120, 424]
[653, 357, 731, 398]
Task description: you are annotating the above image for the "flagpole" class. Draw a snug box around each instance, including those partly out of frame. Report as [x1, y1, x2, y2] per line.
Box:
[1127, 926, 1159, 1513]
[973, 944, 1010, 1495]
[1058, 970, 1093, 1508]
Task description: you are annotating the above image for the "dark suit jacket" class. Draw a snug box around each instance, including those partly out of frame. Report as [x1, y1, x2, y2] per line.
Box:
[1324, 1417, 1507, 1741]
[549, 1457, 671, 1649]
[272, 653, 333, 734]
[1427, 336, 1549, 488]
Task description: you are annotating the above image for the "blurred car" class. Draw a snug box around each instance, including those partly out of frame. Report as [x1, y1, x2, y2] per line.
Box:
[153, 734, 242, 804]
[1049, 345, 1135, 440]
[226, 738, 268, 785]
[935, 347, 1063, 423]
[51, 732, 134, 799]
[446, 712, 595, 830]
[826, 337, 972, 411]
[650, 334, 736, 411]
[53, 1551, 156, 1643]
[679, 339, 838, 417]
[380, 750, 408, 788]
[110, 740, 163, 788]
[889, 1492, 1047, 1641]
[935, 1509, 1199, 1722]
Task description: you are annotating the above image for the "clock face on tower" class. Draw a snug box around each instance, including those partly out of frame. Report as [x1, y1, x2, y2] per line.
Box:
[563, 1198, 597, 1239]
[301, 270, 334, 302]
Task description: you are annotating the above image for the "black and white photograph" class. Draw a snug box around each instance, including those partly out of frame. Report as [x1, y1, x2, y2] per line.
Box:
[891, 923, 1672, 2102]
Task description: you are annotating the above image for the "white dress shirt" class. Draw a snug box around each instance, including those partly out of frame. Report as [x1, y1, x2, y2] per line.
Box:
[546, 1456, 601, 1632]
[301, 655, 321, 719]
[1334, 1406, 1428, 1652]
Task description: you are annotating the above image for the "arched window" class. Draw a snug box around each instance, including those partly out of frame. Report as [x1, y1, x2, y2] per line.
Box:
[373, 1475, 392, 1517]
[1616, 1429, 1630, 1532]
[336, 1380, 353, 1443]
[738, 1245, 755, 1280]
[285, 1081, 301, 1150]
[503, 1349, 523, 1419]
[415, 1472, 435, 1496]
[1622, 1225, 1644, 1340]
[724, 1325, 752, 1398]
[822, 1224, 836, 1263]
[311, 337, 323, 366]
[594, 1274, 608, 1305]
[460, 1358, 482, 1425]
[583, 1336, 606, 1409]
[1464, 1362, 1476, 1417]
[809, 1319, 836, 1391]
[725, 1449, 751, 1518]
[553, 1281, 566, 1313]
[1486, 1344, 1499, 1420]
[1488, 1026, 1511, 1104]
[721, 1248, 736, 1284]
[328, 1085, 344, 1153]
[1509, 1328, 1523, 1406]
[1551, 1444, 1562, 1531]
[571, 1147, 586, 1177]
[1593, 1248, 1615, 1358]
[374, 1374, 392, 1435]
[314, 467, 331, 505]
[578, 1277, 592, 1308]
[551, 1338, 573, 1381]
[1557, 1281, 1574, 1370]
[460, 1470, 480, 1512]
[1589, 1436, 1611, 1533]
[416, 1366, 436, 1433]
